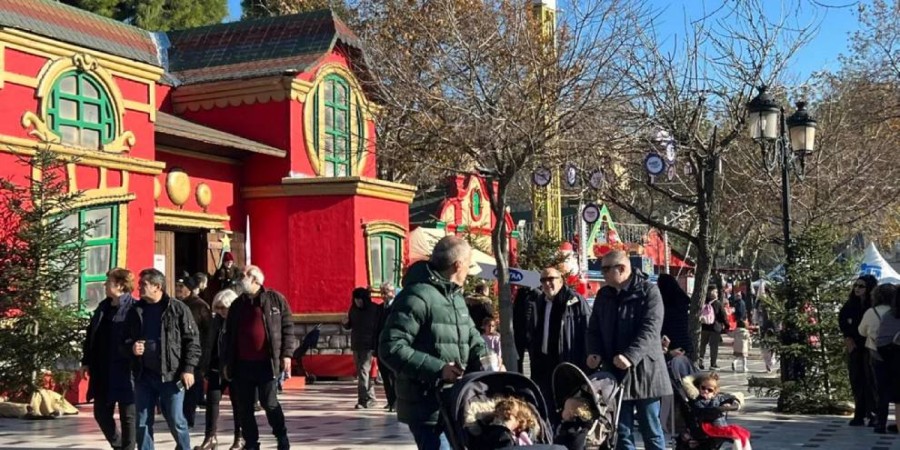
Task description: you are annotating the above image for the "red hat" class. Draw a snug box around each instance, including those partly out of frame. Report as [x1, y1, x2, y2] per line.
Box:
[223, 252, 234, 263]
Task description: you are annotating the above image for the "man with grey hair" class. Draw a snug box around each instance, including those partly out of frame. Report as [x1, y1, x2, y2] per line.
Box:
[379, 236, 487, 450]
[223, 265, 295, 450]
[375, 282, 398, 412]
[125, 268, 201, 450]
[587, 250, 671, 450]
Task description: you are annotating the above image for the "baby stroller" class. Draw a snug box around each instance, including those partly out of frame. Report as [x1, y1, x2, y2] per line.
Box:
[668, 356, 730, 450]
[551, 363, 624, 450]
[439, 371, 566, 449]
[292, 323, 321, 384]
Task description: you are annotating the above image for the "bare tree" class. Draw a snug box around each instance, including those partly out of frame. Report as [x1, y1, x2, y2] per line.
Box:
[356, 0, 647, 370]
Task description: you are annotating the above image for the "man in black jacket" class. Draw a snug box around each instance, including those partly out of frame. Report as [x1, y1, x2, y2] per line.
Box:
[342, 286, 383, 409]
[839, 275, 878, 426]
[528, 267, 591, 406]
[125, 268, 201, 450]
[174, 275, 212, 429]
[223, 265, 295, 450]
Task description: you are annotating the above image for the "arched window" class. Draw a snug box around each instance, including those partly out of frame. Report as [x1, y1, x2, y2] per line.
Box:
[307, 68, 369, 177]
[57, 204, 120, 312]
[47, 71, 116, 149]
[472, 189, 482, 219]
[368, 232, 402, 288]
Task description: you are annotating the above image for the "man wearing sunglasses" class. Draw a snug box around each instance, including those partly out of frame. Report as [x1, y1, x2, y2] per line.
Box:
[587, 250, 671, 450]
[527, 267, 591, 408]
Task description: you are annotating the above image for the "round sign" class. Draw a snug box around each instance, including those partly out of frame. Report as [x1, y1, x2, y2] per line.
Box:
[644, 153, 666, 176]
[582, 203, 601, 224]
[532, 166, 552, 187]
[665, 140, 677, 162]
[588, 169, 604, 190]
[564, 163, 578, 189]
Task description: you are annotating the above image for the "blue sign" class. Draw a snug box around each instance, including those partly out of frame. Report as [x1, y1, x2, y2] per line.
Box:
[861, 263, 882, 278]
[493, 268, 525, 283]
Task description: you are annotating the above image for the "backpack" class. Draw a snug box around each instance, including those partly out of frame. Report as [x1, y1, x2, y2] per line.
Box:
[700, 300, 717, 325]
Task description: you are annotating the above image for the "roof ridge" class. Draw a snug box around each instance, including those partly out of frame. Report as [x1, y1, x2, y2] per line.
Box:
[167, 8, 335, 35]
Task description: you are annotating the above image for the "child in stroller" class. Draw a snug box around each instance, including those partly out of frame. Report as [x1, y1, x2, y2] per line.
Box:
[686, 372, 751, 450]
[670, 364, 749, 450]
[550, 363, 624, 450]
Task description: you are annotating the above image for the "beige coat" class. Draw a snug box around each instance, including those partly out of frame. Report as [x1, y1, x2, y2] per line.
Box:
[732, 328, 751, 356]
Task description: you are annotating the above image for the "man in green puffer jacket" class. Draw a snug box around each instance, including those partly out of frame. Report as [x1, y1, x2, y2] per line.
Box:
[379, 236, 487, 450]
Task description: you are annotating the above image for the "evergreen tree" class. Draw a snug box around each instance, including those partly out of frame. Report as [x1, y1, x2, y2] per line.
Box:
[0, 147, 91, 402]
[62, 0, 227, 31]
[241, 0, 353, 20]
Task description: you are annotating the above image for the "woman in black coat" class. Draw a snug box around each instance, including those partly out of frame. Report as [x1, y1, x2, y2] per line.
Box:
[658, 274, 695, 360]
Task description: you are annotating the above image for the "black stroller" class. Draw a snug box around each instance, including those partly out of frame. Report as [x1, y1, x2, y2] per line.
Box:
[551, 363, 624, 450]
[292, 323, 321, 384]
[668, 356, 730, 450]
[439, 371, 566, 450]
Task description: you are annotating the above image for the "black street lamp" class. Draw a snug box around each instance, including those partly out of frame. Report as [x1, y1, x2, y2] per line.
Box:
[746, 85, 818, 384]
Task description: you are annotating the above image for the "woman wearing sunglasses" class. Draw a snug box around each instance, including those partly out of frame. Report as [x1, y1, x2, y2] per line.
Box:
[839, 275, 878, 427]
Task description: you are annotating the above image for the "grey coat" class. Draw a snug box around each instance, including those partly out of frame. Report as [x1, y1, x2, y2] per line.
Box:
[587, 272, 673, 401]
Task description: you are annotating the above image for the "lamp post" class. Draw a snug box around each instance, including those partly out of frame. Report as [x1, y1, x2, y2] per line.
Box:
[746, 85, 818, 383]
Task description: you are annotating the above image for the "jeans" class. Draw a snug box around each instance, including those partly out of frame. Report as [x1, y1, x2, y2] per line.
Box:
[407, 423, 451, 450]
[93, 391, 136, 450]
[232, 361, 288, 448]
[699, 329, 722, 367]
[354, 350, 376, 406]
[616, 397, 666, 450]
[135, 374, 190, 450]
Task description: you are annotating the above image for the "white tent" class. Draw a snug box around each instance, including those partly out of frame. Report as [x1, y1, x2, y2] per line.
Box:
[407, 227, 495, 275]
[860, 243, 900, 285]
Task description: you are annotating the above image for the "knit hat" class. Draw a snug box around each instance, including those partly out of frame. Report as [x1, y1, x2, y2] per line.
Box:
[176, 275, 198, 291]
[223, 252, 234, 263]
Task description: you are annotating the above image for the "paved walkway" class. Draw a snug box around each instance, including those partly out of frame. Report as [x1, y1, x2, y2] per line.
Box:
[0, 357, 897, 449]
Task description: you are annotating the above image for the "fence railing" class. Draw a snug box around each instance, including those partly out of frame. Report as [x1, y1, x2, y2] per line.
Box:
[517, 215, 651, 246]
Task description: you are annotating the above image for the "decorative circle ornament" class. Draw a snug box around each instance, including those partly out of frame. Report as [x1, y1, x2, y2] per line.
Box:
[588, 169, 604, 190]
[582, 203, 601, 224]
[166, 168, 191, 207]
[532, 166, 552, 187]
[196, 183, 212, 211]
[643, 153, 666, 176]
[564, 163, 578, 189]
[665, 140, 677, 162]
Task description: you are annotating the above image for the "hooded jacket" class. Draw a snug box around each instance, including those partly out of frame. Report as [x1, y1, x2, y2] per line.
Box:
[378, 261, 487, 425]
[344, 290, 384, 352]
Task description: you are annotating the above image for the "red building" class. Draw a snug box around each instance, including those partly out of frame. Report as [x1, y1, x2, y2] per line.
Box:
[0, 0, 415, 367]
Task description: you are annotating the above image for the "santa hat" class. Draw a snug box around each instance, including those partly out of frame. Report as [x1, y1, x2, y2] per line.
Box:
[223, 252, 234, 263]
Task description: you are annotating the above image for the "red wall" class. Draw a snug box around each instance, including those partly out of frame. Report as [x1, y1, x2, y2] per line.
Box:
[155, 152, 243, 230]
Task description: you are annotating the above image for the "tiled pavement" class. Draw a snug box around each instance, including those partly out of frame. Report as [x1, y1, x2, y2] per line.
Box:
[0, 353, 898, 449]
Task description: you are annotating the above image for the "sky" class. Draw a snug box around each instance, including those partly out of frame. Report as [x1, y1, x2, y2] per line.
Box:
[225, 0, 862, 80]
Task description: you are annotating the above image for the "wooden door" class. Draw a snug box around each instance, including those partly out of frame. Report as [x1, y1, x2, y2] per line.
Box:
[154, 230, 175, 293]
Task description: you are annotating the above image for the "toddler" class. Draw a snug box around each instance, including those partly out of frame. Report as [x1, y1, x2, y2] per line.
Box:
[481, 317, 504, 371]
[553, 394, 596, 450]
[731, 320, 751, 373]
[691, 372, 752, 450]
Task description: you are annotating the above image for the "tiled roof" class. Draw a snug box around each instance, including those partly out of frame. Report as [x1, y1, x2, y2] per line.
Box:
[156, 112, 286, 158]
[166, 9, 361, 85]
[0, 0, 160, 67]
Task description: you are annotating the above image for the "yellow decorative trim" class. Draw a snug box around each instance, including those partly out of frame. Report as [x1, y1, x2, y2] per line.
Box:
[0, 43, 4, 89]
[66, 163, 77, 193]
[118, 201, 128, 267]
[157, 146, 240, 165]
[22, 111, 61, 143]
[291, 313, 344, 323]
[290, 78, 315, 100]
[0, 135, 165, 175]
[0, 29, 163, 82]
[242, 176, 417, 204]
[26, 53, 136, 154]
[172, 76, 295, 113]
[154, 208, 229, 230]
[303, 63, 374, 177]
[363, 220, 407, 237]
[4, 72, 38, 88]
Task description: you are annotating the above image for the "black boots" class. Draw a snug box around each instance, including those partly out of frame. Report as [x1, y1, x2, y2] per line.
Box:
[193, 436, 217, 450]
[228, 433, 244, 450]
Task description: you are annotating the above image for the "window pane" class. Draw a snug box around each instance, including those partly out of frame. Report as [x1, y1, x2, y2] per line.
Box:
[84, 208, 112, 238]
[325, 80, 334, 101]
[369, 236, 382, 285]
[57, 283, 78, 306]
[335, 137, 347, 158]
[59, 99, 78, 120]
[85, 245, 111, 276]
[81, 129, 100, 149]
[325, 163, 335, 177]
[336, 83, 346, 104]
[383, 237, 397, 285]
[325, 108, 334, 129]
[61, 213, 78, 230]
[60, 76, 76, 94]
[335, 110, 346, 131]
[336, 163, 347, 177]
[59, 126, 79, 145]
[83, 103, 100, 123]
[81, 79, 99, 98]
[324, 136, 334, 157]
[84, 282, 105, 311]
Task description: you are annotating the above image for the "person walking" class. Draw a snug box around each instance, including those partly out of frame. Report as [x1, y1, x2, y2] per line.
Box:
[222, 265, 295, 450]
[342, 286, 384, 409]
[125, 268, 201, 450]
[465, 282, 494, 334]
[587, 250, 671, 450]
[698, 286, 728, 369]
[195, 289, 243, 450]
[81, 268, 138, 450]
[374, 282, 398, 412]
[379, 236, 487, 450]
[174, 275, 213, 430]
[528, 267, 591, 402]
[840, 275, 878, 426]
[860, 284, 897, 433]
[512, 286, 539, 373]
[214, 252, 241, 291]
[657, 274, 694, 360]
[875, 286, 900, 434]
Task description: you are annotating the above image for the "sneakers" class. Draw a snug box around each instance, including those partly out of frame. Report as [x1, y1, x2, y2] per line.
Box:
[354, 403, 367, 409]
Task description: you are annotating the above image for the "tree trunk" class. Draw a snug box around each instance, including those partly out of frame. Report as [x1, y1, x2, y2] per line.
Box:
[487, 179, 518, 372]
[690, 242, 714, 362]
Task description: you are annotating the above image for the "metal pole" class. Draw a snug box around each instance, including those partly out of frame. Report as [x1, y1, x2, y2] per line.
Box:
[780, 106, 794, 273]
[779, 107, 800, 384]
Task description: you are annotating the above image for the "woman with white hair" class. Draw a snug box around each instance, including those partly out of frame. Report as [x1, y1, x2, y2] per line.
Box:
[195, 289, 243, 450]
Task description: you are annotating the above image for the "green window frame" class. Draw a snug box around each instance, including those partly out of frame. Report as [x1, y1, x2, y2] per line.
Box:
[311, 74, 365, 177]
[57, 205, 119, 313]
[368, 232, 402, 288]
[472, 189, 482, 218]
[47, 70, 116, 149]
